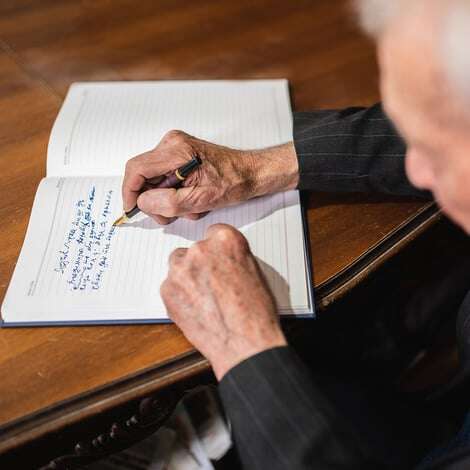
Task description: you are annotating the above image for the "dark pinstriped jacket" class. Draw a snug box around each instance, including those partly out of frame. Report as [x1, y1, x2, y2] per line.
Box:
[218, 104, 470, 470]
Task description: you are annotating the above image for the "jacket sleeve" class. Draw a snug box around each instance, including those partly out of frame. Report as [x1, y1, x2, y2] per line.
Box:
[218, 346, 380, 470]
[294, 103, 432, 199]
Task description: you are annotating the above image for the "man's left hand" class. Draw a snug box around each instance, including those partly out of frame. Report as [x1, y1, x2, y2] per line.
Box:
[161, 224, 287, 380]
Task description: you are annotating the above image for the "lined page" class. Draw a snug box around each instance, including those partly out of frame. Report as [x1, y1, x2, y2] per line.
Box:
[2, 177, 311, 324]
[47, 80, 293, 177]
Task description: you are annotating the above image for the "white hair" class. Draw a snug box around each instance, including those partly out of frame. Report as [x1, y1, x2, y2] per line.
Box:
[355, 0, 470, 102]
[442, 1, 470, 102]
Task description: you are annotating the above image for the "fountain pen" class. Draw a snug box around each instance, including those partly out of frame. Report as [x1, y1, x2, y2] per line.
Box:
[113, 155, 202, 226]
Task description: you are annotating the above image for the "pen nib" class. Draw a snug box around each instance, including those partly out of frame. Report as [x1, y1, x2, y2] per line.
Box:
[113, 214, 128, 226]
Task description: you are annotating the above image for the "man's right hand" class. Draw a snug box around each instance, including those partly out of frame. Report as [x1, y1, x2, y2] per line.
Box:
[122, 130, 299, 224]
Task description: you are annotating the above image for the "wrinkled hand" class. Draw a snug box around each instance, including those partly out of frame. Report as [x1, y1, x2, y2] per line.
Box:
[122, 130, 298, 224]
[161, 224, 287, 380]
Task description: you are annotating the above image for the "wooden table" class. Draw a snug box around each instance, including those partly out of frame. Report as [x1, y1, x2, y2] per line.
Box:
[0, 0, 438, 461]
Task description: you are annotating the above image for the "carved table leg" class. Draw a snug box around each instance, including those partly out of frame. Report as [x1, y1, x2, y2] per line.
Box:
[40, 388, 181, 470]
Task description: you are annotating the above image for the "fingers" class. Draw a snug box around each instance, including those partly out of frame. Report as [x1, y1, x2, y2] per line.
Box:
[169, 247, 187, 266]
[205, 223, 241, 239]
[150, 214, 177, 225]
[122, 169, 146, 212]
[122, 129, 197, 212]
[182, 211, 209, 221]
[138, 188, 179, 217]
[204, 224, 250, 252]
[137, 186, 212, 218]
[122, 153, 182, 211]
[150, 213, 206, 225]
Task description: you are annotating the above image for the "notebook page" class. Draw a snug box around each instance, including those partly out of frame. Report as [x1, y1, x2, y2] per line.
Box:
[47, 80, 293, 177]
[2, 177, 311, 324]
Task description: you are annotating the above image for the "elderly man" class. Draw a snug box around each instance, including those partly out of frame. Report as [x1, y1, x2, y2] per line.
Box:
[122, 0, 470, 468]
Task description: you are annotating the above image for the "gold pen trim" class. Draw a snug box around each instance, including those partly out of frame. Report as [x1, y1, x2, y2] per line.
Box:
[175, 169, 185, 181]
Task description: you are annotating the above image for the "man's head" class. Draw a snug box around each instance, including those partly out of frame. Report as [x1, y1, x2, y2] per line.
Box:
[356, 0, 470, 233]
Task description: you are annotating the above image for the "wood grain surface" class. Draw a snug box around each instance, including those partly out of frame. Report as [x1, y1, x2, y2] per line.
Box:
[0, 0, 436, 451]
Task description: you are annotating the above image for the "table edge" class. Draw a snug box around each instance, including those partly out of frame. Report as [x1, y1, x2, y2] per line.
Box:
[0, 350, 208, 453]
[317, 202, 441, 307]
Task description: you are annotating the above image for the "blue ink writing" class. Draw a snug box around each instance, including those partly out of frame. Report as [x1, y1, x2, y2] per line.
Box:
[54, 187, 116, 291]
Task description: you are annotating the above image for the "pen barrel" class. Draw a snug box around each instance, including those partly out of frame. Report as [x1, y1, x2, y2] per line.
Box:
[123, 159, 199, 221]
[155, 173, 182, 189]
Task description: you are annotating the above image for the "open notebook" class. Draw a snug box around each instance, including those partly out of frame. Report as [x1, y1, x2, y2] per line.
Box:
[1, 80, 314, 326]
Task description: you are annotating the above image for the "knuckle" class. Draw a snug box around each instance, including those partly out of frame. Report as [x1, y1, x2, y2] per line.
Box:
[125, 158, 136, 172]
[163, 129, 186, 145]
[231, 234, 249, 253]
[210, 224, 248, 249]
[126, 156, 140, 170]
[170, 265, 182, 278]
[169, 248, 186, 266]
[212, 224, 243, 241]
[234, 230, 249, 247]
[164, 198, 179, 216]
[160, 278, 173, 298]
[208, 223, 228, 238]
[168, 252, 177, 266]
[189, 241, 205, 258]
